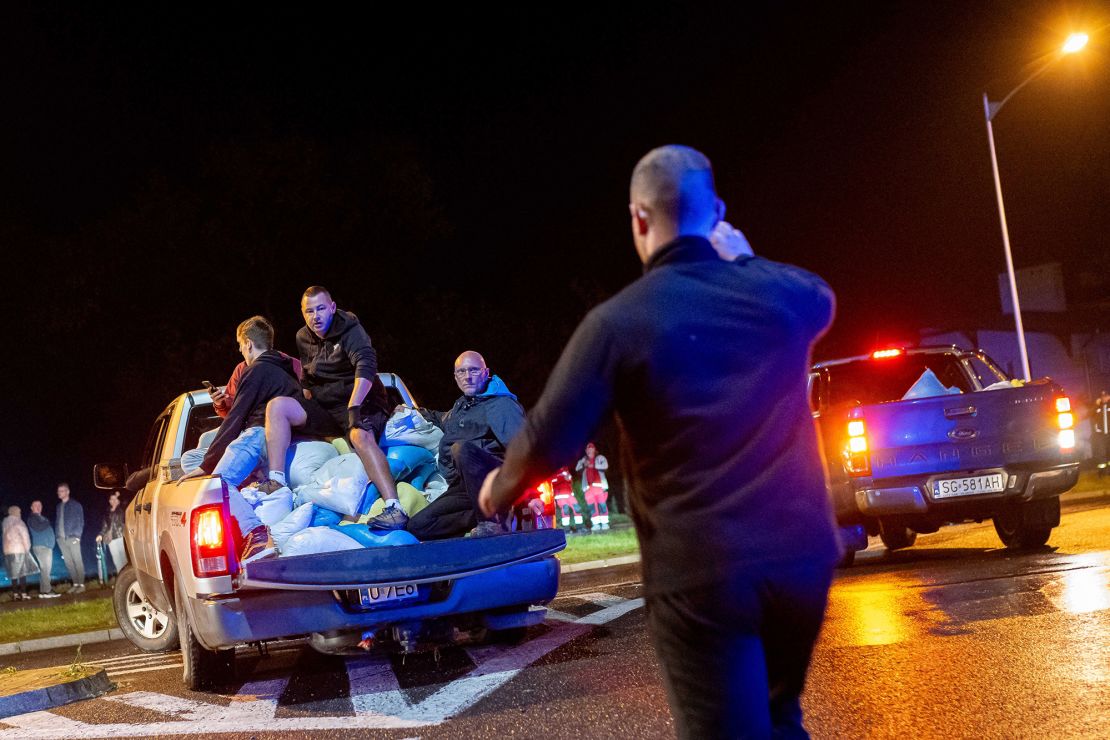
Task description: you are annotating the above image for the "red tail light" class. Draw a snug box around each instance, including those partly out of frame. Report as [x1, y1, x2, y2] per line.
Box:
[845, 415, 871, 476]
[871, 348, 904, 360]
[191, 504, 230, 577]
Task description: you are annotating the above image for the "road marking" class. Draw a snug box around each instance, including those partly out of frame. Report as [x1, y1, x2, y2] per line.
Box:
[108, 663, 184, 677]
[0, 592, 646, 738]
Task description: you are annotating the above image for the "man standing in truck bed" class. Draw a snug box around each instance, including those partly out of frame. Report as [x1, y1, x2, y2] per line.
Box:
[481, 145, 838, 738]
[261, 286, 406, 530]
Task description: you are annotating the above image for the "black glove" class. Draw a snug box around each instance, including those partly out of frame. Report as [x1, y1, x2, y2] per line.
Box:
[348, 406, 367, 432]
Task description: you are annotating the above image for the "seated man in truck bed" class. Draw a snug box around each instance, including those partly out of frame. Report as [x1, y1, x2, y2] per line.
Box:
[406, 351, 525, 540]
[180, 316, 303, 548]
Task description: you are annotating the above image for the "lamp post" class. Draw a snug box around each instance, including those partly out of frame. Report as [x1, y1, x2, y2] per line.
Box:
[982, 32, 1088, 382]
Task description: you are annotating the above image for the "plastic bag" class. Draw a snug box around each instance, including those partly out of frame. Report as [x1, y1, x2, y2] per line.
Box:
[902, 368, 963, 400]
[309, 507, 343, 527]
[271, 503, 314, 550]
[280, 526, 363, 557]
[332, 524, 419, 548]
[383, 407, 443, 451]
[293, 453, 369, 517]
[254, 485, 294, 526]
[287, 440, 339, 489]
[423, 473, 448, 502]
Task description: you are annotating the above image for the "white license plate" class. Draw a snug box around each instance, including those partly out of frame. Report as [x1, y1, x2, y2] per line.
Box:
[358, 583, 418, 607]
[932, 473, 1005, 498]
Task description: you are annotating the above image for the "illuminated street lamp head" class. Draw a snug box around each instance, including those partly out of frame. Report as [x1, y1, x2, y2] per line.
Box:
[1062, 32, 1089, 54]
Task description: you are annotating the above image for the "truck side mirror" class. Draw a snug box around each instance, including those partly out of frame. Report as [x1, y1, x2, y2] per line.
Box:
[93, 463, 129, 490]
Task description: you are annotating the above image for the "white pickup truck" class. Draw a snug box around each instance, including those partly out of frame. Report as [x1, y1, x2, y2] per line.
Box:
[94, 374, 565, 690]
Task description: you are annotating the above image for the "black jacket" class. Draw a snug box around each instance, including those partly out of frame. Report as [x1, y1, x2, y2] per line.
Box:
[297, 310, 389, 414]
[426, 375, 525, 484]
[99, 507, 125, 541]
[201, 351, 301, 472]
[494, 236, 839, 595]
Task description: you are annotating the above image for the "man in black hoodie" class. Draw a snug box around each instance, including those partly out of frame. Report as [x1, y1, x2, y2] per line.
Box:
[260, 286, 405, 530]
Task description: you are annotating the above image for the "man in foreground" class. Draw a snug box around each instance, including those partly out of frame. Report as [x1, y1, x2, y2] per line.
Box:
[481, 145, 838, 737]
[407, 351, 524, 539]
[262, 286, 405, 530]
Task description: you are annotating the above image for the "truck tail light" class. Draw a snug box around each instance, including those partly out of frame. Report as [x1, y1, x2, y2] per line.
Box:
[845, 417, 871, 476]
[191, 504, 230, 577]
[871, 348, 903, 360]
[1055, 396, 1075, 451]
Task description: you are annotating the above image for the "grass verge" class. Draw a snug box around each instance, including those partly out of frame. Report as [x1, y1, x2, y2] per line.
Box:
[558, 527, 639, 565]
[0, 597, 115, 644]
[1070, 469, 1110, 494]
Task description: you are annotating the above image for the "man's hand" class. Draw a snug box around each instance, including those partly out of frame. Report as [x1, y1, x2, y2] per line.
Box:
[478, 467, 502, 518]
[710, 220, 754, 260]
[210, 385, 228, 405]
[95, 535, 103, 543]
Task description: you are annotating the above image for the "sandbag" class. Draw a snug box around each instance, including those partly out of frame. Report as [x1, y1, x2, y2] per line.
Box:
[423, 474, 448, 502]
[293, 453, 369, 517]
[902, 368, 962, 400]
[358, 482, 429, 522]
[254, 486, 294, 526]
[280, 526, 363, 557]
[287, 440, 339, 489]
[331, 524, 420, 548]
[271, 503, 314, 550]
[309, 507, 343, 527]
[383, 407, 443, 451]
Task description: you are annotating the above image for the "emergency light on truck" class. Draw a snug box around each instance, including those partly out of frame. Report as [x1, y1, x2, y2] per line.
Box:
[1056, 396, 1075, 451]
[192, 504, 230, 577]
[845, 416, 870, 476]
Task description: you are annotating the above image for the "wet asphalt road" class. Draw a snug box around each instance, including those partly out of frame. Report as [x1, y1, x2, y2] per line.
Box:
[3, 492, 1109, 738]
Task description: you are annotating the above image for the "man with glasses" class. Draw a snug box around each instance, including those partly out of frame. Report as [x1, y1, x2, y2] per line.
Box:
[406, 351, 524, 540]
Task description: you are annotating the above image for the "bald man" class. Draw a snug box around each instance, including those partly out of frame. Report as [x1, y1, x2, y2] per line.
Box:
[406, 351, 525, 540]
[481, 145, 838, 738]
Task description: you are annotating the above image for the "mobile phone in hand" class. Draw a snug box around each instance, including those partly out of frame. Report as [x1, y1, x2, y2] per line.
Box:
[202, 381, 216, 392]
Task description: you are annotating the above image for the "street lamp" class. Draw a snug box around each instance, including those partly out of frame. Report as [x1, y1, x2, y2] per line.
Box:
[982, 32, 1088, 382]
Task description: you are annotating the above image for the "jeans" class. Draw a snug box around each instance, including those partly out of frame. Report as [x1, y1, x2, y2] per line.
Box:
[212, 426, 268, 487]
[407, 441, 502, 540]
[31, 545, 53, 594]
[57, 536, 85, 586]
[646, 559, 833, 740]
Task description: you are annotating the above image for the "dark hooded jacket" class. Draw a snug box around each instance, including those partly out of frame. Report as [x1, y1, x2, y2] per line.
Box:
[426, 375, 525, 483]
[296, 310, 389, 415]
[201, 350, 301, 472]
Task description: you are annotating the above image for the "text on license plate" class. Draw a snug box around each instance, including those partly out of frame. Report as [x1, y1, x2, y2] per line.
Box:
[933, 473, 1005, 498]
[358, 583, 418, 607]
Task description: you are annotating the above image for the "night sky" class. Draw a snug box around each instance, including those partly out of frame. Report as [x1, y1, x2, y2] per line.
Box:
[2, 3, 1107, 514]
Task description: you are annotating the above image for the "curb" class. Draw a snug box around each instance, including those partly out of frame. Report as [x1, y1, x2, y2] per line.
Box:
[0, 668, 114, 719]
[561, 554, 641, 573]
[0, 628, 125, 657]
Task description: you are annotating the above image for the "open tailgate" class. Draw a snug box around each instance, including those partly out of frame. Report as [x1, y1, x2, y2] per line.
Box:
[238, 529, 566, 590]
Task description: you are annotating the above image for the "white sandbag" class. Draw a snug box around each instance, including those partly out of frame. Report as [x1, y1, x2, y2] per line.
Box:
[423, 473, 449, 503]
[287, 440, 339, 489]
[293, 453, 369, 517]
[255, 486, 294, 526]
[280, 526, 363, 557]
[901, 368, 962, 400]
[270, 503, 314, 550]
[383, 407, 444, 451]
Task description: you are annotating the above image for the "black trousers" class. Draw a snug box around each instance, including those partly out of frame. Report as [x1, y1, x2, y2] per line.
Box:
[407, 441, 501, 540]
[646, 559, 833, 740]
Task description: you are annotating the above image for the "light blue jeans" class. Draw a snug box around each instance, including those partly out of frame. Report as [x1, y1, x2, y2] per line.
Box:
[182, 426, 266, 538]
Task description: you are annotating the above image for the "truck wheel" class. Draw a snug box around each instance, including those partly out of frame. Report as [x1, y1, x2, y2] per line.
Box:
[993, 499, 1056, 549]
[113, 566, 178, 652]
[878, 520, 917, 551]
[174, 578, 234, 691]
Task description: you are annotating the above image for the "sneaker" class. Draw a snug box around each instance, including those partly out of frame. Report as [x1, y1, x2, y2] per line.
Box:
[39, 592, 61, 599]
[241, 525, 276, 563]
[366, 503, 409, 531]
[255, 479, 289, 496]
[71, 584, 85, 594]
[466, 521, 505, 538]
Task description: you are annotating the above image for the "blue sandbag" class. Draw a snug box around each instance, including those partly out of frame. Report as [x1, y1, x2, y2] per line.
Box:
[330, 524, 419, 548]
[310, 507, 343, 527]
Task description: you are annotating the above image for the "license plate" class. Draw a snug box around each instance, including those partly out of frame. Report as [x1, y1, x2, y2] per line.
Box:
[357, 583, 418, 608]
[932, 473, 1005, 498]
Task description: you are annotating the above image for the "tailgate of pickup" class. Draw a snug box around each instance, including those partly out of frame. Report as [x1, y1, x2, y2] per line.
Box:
[864, 383, 1066, 479]
[239, 529, 566, 590]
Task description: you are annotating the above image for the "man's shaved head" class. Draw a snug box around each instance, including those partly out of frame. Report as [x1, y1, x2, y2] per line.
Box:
[630, 145, 720, 233]
[454, 351, 490, 397]
[455, 351, 487, 369]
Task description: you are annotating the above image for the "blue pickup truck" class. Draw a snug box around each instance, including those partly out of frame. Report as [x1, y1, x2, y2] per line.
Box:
[810, 346, 1079, 565]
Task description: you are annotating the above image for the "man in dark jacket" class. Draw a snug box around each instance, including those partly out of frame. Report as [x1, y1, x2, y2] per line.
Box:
[261, 286, 405, 530]
[481, 145, 838, 738]
[55, 482, 85, 593]
[407, 350, 524, 540]
[27, 500, 59, 598]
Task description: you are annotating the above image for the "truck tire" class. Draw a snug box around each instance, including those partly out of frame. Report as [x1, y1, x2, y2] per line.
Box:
[174, 578, 235, 691]
[836, 548, 856, 568]
[113, 566, 179, 652]
[993, 498, 1057, 549]
[878, 520, 917, 551]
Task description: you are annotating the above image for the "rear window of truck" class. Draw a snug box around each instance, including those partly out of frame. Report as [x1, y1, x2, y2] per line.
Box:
[825, 353, 975, 408]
